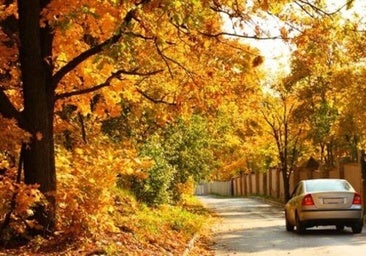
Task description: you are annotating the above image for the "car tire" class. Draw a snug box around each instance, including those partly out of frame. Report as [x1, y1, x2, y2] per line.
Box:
[351, 222, 363, 234]
[285, 211, 294, 232]
[295, 213, 305, 234]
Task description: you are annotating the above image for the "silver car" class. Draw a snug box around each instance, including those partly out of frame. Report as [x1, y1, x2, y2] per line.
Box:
[285, 179, 364, 234]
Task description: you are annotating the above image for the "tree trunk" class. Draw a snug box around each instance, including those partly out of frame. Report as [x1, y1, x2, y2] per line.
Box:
[18, 0, 56, 234]
[282, 167, 291, 202]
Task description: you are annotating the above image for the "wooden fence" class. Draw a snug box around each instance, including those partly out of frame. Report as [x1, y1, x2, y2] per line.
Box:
[196, 162, 363, 203]
[195, 181, 232, 196]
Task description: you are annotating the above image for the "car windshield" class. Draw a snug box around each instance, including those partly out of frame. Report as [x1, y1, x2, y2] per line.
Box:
[305, 179, 352, 192]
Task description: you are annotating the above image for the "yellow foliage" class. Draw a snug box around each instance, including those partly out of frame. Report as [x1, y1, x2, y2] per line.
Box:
[54, 135, 154, 237]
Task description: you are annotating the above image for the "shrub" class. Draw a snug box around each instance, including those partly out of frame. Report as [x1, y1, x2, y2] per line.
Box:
[130, 136, 176, 206]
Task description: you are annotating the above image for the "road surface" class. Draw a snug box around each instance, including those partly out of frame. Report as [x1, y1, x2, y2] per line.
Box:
[197, 195, 366, 256]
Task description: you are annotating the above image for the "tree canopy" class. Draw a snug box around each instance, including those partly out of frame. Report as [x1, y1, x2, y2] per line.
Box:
[1, 0, 366, 251]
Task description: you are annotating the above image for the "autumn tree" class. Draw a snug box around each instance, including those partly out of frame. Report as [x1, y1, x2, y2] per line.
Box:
[161, 115, 217, 201]
[207, 96, 270, 180]
[261, 76, 311, 201]
[282, 1, 366, 166]
[291, 16, 345, 165]
[324, 2, 366, 207]
[1, 0, 364, 244]
[272, 0, 366, 207]
[0, 0, 271, 236]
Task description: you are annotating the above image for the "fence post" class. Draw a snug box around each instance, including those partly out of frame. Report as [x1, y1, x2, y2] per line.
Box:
[268, 169, 273, 198]
[263, 172, 267, 195]
[276, 169, 281, 199]
[240, 175, 244, 196]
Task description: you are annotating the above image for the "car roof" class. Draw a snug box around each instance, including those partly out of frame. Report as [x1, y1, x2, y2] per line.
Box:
[302, 178, 346, 183]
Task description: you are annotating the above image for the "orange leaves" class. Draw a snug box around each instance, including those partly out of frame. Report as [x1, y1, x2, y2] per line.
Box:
[280, 26, 288, 40]
[14, 184, 43, 217]
[0, 2, 17, 20]
[259, 0, 270, 11]
[0, 170, 45, 237]
[0, 116, 31, 153]
[98, 12, 117, 37]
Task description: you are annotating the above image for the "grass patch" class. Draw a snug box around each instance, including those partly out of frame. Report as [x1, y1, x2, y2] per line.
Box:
[108, 189, 213, 255]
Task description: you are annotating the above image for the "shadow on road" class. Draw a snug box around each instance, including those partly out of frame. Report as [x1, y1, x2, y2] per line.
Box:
[198, 195, 366, 256]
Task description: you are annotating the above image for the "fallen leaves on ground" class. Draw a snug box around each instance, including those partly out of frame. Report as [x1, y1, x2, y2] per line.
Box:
[0, 193, 216, 256]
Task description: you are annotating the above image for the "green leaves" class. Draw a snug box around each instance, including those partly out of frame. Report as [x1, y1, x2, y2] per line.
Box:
[130, 115, 216, 206]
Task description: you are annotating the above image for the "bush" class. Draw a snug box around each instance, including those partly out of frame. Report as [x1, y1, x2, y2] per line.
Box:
[55, 142, 122, 238]
[130, 136, 176, 206]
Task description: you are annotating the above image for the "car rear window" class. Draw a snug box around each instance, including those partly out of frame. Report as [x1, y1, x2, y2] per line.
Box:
[305, 180, 352, 192]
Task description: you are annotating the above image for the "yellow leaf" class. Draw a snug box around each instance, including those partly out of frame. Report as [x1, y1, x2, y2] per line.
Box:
[75, 148, 84, 155]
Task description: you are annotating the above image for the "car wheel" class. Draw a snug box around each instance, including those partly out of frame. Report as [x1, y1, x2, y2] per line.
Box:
[336, 225, 345, 232]
[352, 222, 363, 234]
[285, 211, 294, 232]
[295, 213, 305, 234]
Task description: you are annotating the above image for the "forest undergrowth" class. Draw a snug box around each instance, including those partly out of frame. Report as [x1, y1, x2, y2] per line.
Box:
[0, 188, 215, 256]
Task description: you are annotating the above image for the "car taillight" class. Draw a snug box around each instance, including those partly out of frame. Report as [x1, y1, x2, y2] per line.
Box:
[302, 194, 315, 206]
[352, 193, 362, 205]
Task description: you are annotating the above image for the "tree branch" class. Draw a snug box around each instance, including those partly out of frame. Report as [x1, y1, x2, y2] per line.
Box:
[199, 30, 288, 40]
[52, 0, 152, 90]
[55, 69, 163, 100]
[0, 89, 23, 124]
[154, 39, 197, 82]
[295, 0, 355, 17]
[52, 33, 128, 90]
[135, 87, 176, 105]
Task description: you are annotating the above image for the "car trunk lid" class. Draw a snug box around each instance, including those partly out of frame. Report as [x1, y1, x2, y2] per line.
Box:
[310, 191, 356, 209]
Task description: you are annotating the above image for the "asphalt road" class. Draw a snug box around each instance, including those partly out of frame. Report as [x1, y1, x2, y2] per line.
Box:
[197, 195, 366, 256]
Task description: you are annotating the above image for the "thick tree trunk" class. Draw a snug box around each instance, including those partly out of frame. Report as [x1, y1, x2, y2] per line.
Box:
[18, 0, 56, 234]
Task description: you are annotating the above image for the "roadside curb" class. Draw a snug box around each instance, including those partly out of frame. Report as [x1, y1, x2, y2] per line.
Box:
[182, 233, 199, 256]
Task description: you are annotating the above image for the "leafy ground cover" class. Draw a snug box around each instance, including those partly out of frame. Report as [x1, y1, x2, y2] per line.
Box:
[0, 190, 215, 256]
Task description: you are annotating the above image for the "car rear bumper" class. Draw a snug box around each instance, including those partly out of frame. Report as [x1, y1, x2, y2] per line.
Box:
[299, 209, 363, 227]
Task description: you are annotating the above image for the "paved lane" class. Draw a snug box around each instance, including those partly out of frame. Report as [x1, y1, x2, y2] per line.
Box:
[197, 195, 366, 256]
